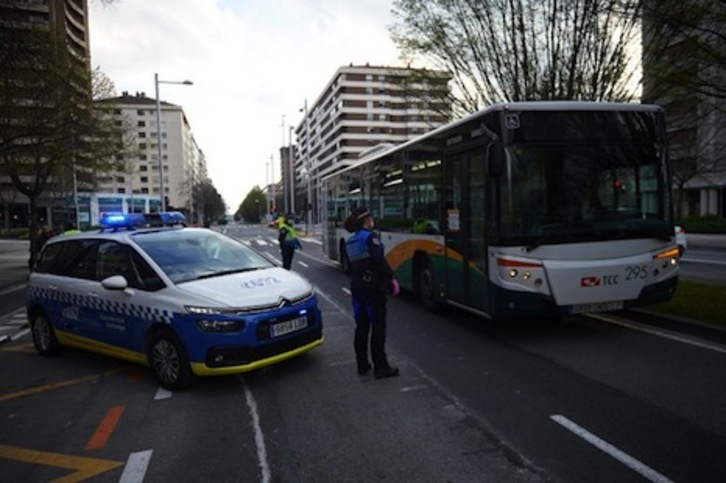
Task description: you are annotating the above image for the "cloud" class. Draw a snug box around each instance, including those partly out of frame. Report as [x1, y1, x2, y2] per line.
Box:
[89, 0, 401, 211]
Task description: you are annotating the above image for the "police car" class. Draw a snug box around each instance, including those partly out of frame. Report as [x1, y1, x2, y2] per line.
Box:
[26, 212, 323, 390]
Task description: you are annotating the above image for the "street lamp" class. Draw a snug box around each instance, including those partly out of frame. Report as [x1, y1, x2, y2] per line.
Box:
[154, 73, 193, 212]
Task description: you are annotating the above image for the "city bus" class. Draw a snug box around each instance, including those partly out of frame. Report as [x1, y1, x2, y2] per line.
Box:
[321, 101, 680, 321]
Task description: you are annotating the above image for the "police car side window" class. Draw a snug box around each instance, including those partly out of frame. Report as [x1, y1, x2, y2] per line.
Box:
[129, 250, 165, 292]
[51, 240, 99, 279]
[96, 241, 134, 283]
[35, 243, 62, 273]
[95, 242, 165, 292]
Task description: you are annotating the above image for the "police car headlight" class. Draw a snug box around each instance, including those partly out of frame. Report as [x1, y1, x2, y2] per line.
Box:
[186, 306, 222, 315]
[195, 319, 244, 332]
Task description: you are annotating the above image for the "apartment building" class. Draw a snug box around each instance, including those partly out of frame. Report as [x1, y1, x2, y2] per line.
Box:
[94, 92, 205, 218]
[290, 64, 451, 222]
[0, 0, 92, 228]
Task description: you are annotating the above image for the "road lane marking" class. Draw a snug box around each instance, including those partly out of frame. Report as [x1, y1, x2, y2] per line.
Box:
[118, 450, 154, 483]
[550, 414, 673, 483]
[244, 386, 271, 483]
[154, 387, 173, 400]
[85, 405, 125, 450]
[0, 443, 124, 482]
[0, 374, 101, 402]
[681, 257, 726, 266]
[119, 450, 153, 483]
[587, 313, 726, 354]
[298, 261, 309, 268]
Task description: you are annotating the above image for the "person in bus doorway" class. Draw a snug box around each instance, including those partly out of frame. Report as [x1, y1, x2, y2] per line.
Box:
[278, 213, 302, 270]
[344, 207, 400, 379]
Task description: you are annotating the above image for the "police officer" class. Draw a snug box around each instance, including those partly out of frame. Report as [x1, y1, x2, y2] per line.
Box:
[345, 207, 400, 379]
[278, 213, 301, 270]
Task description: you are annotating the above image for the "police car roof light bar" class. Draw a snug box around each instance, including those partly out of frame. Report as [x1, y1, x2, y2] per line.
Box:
[99, 212, 186, 231]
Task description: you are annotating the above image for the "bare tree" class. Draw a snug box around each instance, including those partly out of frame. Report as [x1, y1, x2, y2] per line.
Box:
[390, 0, 644, 116]
[641, 0, 726, 219]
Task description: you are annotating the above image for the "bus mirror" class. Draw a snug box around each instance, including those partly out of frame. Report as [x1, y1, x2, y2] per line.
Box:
[487, 142, 504, 177]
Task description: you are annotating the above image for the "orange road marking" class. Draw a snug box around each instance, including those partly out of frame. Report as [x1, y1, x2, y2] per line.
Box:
[0, 443, 123, 482]
[85, 405, 125, 451]
[0, 369, 121, 403]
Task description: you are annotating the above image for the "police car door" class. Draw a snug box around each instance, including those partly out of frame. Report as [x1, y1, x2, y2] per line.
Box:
[90, 240, 158, 352]
[38, 239, 100, 338]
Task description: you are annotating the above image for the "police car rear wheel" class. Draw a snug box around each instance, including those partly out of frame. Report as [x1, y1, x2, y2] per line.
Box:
[149, 330, 194, 391]
[30, 313, 61, 356]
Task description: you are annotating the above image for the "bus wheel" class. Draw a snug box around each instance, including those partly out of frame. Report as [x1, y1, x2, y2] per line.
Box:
[340, 240, 351, 275]
[415, 256, 439, 311]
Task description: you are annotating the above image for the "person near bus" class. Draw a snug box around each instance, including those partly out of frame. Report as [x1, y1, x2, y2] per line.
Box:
[278, 213, 302, 270]
[344, 207, 400, 379]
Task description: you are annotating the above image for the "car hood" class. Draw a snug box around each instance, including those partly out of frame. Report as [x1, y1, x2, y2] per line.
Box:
[175, 267, 313, 309]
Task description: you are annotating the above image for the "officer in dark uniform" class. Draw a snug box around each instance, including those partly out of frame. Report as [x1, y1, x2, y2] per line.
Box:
[344, 207, 400, 379]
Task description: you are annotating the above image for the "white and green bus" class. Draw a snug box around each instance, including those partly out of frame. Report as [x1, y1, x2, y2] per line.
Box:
[321, 101, 680, 321]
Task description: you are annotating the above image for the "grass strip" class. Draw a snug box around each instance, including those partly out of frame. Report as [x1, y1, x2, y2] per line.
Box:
[647, 280, 726, 327]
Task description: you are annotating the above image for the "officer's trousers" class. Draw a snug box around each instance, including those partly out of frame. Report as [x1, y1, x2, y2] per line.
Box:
[281, 246, 295, 270]
[352, 296, 389, 372]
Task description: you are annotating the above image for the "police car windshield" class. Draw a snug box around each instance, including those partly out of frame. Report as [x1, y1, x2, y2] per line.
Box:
[132, 229, 273, 284]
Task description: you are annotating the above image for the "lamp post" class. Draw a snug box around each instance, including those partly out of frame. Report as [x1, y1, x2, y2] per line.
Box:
[154, 73, 193, 212]
[288, 125, 295, 215]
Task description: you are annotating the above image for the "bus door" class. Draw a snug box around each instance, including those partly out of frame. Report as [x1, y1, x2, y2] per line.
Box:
[443, 147, 489, 312]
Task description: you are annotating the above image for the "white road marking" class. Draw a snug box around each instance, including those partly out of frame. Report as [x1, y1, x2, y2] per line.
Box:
[681, 257, 726, 266]
[298, 261, 309, 268]
[587, 313, 726, 355]
[341, 287, 352, 298]
[119, 449, 153, 483]
[551, 414, 673, 483]
[255, 239, 269, 246]
[154, 387, 172, 400]
[245, 386, 271, 483]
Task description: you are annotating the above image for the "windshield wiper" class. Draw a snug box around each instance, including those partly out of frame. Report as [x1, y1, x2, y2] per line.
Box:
[525, 234, 556, 252]
[195, 267, 262, 280]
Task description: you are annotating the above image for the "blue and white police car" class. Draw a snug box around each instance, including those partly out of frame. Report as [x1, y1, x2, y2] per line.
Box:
[26, 213, 323, 390]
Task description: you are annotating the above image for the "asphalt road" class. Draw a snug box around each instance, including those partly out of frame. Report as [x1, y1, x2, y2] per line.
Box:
[0, 228, 725, 482]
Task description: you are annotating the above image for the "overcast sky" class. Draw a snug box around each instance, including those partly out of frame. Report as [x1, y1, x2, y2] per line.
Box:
[89, 0, 403, 212]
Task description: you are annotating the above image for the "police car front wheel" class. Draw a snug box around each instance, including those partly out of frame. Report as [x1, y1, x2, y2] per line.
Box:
[30, 312, 61, 356]
[148, 329, 195, 391]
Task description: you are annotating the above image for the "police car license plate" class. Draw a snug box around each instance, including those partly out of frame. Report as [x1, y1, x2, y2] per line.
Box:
[571, 301, 624, 314]
[270, 316, 308, 338]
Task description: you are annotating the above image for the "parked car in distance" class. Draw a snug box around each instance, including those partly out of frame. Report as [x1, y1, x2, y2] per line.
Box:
[26, 212, 323, 390]
[675, 225, 687, 255]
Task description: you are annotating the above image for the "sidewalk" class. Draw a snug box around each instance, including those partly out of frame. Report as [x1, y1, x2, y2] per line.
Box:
[0, 240, 28, 293]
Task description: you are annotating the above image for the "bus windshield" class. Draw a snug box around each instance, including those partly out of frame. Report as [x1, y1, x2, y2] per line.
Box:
[497, 111, 672, 247]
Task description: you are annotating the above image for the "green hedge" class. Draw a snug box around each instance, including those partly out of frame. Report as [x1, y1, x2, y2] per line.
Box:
[678, 215, 726, 234]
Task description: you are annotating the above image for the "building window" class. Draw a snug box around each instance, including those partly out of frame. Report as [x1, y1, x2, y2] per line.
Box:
[366, 74, 373, 81]
[140, 165, 148, 172]
[138, 121, 145, 127]
[139, 143, 147, 150]
[138, 132, 146, 138]
[141, 188, 149, 194]
[116, 176, 125, 183]
[118, 188, 125, 194]
[137, 109, 145, 115]
[140, 176, 149, 183]
[139, 154, 147, 161]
